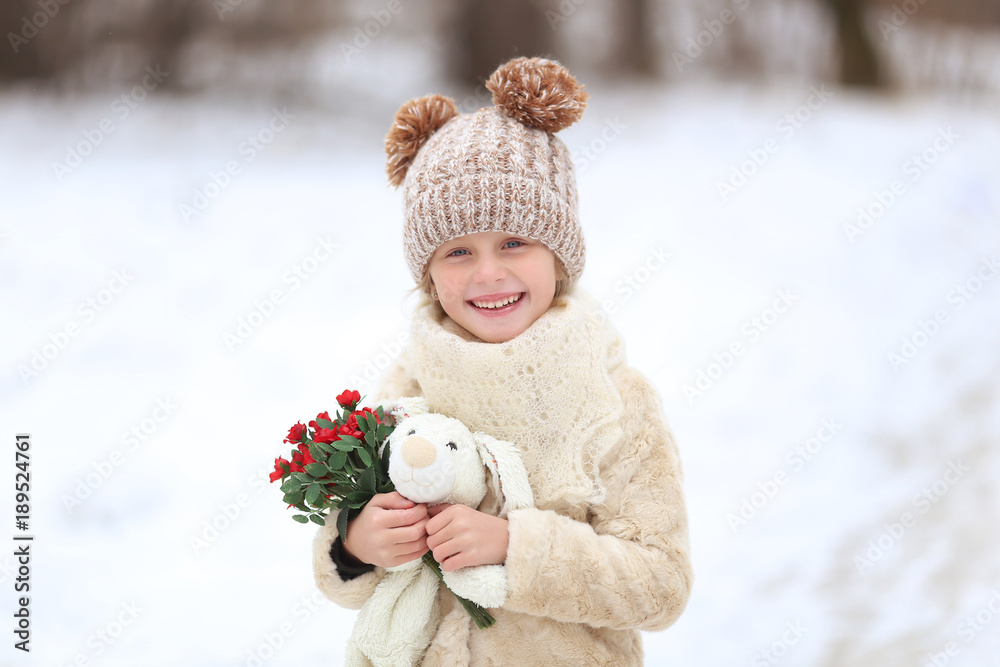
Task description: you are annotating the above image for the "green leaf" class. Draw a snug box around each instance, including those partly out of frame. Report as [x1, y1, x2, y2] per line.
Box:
[360, 467, 376, 494]
[309, 443, 327, 462]
[292, 472, 312, 484]
[336, 508, 350, 537]
[329, 450, 348, 470]
[305, 483, 323, 506]
[280, 478, 301, 494]
[315, 440, 337, 454]
[316, 418, 337, 429]
[381, 440, 392, 472]
[377, 481, 395, 494]
[357, 448, 373, 467]
[343, 435, 364, 448]
[292, 514, 309, 524]
[364, 413, 380, 432]
[305, 462, 329, 477]
[345, 491, 371, 505]
[309, 513, 326, 526]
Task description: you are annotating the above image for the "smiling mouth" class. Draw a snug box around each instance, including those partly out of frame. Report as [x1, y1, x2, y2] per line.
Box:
[469, 293, 524, 310]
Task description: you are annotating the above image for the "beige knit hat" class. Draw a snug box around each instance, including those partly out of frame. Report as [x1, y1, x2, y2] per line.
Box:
[385, 57, 589, 285]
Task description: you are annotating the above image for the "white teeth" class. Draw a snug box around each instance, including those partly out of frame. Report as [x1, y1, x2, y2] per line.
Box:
[471, 293, 522, 309]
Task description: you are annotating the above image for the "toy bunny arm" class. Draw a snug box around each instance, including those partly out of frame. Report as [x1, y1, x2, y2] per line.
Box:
[501, 366, 693, 631]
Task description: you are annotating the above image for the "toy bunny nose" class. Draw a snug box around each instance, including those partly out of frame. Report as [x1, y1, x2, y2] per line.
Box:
[400, 436, 437, 469]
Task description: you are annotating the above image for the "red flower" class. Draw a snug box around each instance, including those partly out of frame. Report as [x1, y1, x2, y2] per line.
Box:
[337, 389, 361, 408]
[313, 428, 339, 444]
[297, 442, 317, 467]
[337, 423, 362, 440]
[316, 411, 331, 422]
[284, 422, 306, 444]
[269, 457, 290, 483]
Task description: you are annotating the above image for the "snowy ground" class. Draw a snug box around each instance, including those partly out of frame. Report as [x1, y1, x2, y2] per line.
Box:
[2, 59, 999, 667]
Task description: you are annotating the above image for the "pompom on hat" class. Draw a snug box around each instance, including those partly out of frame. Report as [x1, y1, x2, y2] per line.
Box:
[385, 57, 589, 285]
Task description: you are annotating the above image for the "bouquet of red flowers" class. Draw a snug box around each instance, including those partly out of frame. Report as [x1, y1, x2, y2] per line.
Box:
[270, 389, 495, 629]
[270, 389, 394, 540]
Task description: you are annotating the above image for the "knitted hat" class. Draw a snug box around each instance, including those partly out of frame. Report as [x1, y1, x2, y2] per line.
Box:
[385, 57, 589, 285]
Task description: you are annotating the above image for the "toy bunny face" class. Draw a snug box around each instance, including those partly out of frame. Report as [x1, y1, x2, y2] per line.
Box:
[387, 413, 488, 506]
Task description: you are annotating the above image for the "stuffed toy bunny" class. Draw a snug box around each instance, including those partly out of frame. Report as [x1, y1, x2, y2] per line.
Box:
[345, 397, 534, 667]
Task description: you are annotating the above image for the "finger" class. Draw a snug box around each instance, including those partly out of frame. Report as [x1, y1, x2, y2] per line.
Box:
[431, 539, 461, 566]
[391, 520, 428, 546]
[379, 504, 428, 529]
[391, 546, 429, 567]
[426, 503, 451, 516]
[371, 492, 416, 510]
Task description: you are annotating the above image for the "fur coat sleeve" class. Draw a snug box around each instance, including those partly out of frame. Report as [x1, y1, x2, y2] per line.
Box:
[311, 349, 424, 609]
[502, 362, 693, 631]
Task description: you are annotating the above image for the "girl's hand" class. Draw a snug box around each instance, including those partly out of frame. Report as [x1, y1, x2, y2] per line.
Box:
[342, 492, 429, 569]
[425, 504, 509, 572]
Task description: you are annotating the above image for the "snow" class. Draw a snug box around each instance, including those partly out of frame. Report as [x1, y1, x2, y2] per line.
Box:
[1, 65, 999, 667]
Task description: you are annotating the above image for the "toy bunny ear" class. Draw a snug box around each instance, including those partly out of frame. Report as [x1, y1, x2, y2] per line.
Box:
[486, 57, 588, 133]
[385, 94, 458, 188]
[382, 396, 430, 422]
[474, 433, 534, 518]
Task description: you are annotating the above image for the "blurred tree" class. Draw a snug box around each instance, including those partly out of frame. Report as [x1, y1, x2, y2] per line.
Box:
[821, 0, 885, 87]
[616, 0, 660, 77]
[0, 0, 56, 81]
[450, 0, 558, 88]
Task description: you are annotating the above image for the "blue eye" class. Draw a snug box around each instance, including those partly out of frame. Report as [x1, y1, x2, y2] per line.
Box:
[447, 248, 469, 257]
[504, 240, 525, 249]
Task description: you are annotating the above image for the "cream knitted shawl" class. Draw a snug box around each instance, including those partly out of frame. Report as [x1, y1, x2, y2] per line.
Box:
[407, 286, 627, 510]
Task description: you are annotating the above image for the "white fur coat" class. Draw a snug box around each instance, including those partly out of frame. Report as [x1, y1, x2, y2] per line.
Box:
[313, 286, 693, 666]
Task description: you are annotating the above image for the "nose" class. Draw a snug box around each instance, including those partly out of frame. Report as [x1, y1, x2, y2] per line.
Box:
[473, 252, 507, 284]
[400, 436, 437, 469]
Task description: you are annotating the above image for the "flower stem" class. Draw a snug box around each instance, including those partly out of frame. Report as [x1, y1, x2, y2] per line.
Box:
[421, 552, 496, 629]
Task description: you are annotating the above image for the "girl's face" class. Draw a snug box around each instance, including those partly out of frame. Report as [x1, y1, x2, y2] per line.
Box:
[427, 231, 559, 343]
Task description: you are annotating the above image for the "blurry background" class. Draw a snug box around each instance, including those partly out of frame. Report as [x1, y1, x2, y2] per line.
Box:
[2, 1, 999, 665]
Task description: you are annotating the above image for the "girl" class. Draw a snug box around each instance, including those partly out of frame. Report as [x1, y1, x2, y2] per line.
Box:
[313, 56, 692, 666]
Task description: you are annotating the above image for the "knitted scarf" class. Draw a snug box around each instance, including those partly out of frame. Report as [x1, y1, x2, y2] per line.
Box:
[407, 286, 626, 510]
